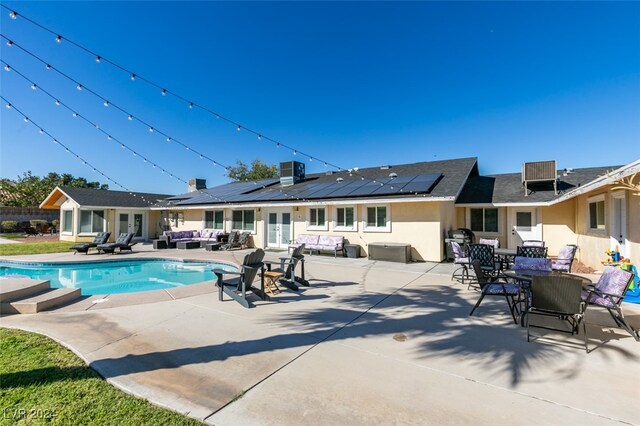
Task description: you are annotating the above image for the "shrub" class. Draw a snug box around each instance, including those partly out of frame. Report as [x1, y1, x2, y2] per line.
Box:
[52, 219, 60, 227]
[1, 220, 18, 232]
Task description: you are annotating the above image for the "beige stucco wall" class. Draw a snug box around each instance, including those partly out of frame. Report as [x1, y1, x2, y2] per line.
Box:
[540, 200, 577, 257]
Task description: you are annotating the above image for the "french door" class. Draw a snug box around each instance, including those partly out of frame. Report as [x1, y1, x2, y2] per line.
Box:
[266, 208, 292, 249]
[116, 211, 146, 240]
[611, 191, 627, 256]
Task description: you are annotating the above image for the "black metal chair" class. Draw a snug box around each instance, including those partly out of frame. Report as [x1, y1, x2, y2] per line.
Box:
[552, 244, 578, 272]
[527, 275, 587, 351]
[450, 241, 472, 284]
[70, 232, 111, 254]
[213, 249, 266, 308]
[469, 260, 521, 324]
[582, 267, 639, 342]
[516, 246, 548, 258]
[468, 243, 500, 280]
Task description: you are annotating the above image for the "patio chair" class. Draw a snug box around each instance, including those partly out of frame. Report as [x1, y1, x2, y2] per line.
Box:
[522, 240, 545, 247]
[69, 232, 111, 255]
[213, 249, 266, 308]
[264, 244, 308, 291]
[516, 246, 548, 258]
[469, 260, 521, 324]
[96, 233, 135, 254]
[551, 244, 578, 273]
[220, 230, 239, 250]
[527, 275, 587, 351]
[450, 241, 472, 285]
[582, 267, 639, 342]
[468, 243, 500, 280]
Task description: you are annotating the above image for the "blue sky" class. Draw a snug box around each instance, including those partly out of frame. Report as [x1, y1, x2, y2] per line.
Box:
[1, 1, 639, 195]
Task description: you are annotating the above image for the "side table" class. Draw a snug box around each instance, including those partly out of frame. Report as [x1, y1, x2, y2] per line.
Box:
[153, 239, 167, 250]
[263, 271, 283, 295]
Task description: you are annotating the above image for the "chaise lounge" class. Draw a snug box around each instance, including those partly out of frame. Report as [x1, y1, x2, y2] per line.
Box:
[97, 233, 135, 254]
[69, 232, 111, 255]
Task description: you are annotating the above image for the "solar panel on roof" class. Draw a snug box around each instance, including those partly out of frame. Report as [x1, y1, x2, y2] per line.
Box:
[401, 173, 442, 193]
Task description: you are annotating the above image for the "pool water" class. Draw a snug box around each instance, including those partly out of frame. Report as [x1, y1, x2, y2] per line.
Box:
[0, 259, 238, 295]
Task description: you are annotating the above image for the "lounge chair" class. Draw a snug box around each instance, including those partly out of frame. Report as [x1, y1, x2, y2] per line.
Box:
[264, 244, 308, 291]
[221, 231, 250, 250]
[220, 231, 239, 250]
[70, 232, 111, 255]
[96, 233, 135, 254]
[582, 267, 639, 342]
[213, 249, 266, 308]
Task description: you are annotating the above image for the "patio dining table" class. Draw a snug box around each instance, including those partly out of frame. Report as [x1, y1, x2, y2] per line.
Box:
[494, 248, 517, 271]
[503, 269, 592, 326]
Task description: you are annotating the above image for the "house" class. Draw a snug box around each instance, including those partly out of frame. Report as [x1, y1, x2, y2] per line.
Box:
[40, 187, 171, 242]
[456, 159, 640, 268]
[40, 157, 640, 270]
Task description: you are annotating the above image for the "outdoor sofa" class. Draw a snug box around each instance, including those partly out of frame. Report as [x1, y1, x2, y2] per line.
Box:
[158, 229, 226, 249]
[289, 234, 344, 257]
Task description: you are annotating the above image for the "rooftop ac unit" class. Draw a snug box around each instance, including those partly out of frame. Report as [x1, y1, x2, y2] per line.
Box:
[280, 161, 305, 187]
[522, 160, 557, 196]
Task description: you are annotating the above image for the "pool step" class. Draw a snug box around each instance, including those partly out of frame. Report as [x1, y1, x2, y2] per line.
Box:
[0, 278, 51, 303]
[0, 279, 82, 314]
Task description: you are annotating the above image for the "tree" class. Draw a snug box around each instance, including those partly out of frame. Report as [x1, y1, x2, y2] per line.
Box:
[0, 171, 108, 207]
[227, 159, 279, 181]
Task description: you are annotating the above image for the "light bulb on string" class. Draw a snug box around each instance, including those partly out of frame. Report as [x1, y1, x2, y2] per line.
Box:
[23, 117, 29, 122]
[9, 11, 17, 19]
[276, 143, 280, 148]
[293, 150, 297, 156]
[39, 129, 44, 134]
[4, 65, 10, 71]
[189, 103, 194, 109]
[148, 127, 154, 133]
[95, 56, 101, 63]
[237, 125, 241, 132]
[103, 100, 109, 107]
[120, 144, 125, 149]
[76, 84, 83, 91]
[128, 115, 133, 121]
[130, 73, 136, 81]
[31, 83, 37, 90]
[107, 135, 112, 140]
[56, 35, 62, 43]
[54, 100, 60, 106]
[6, 40, 13, 47]
[72, 112, 78, 118]
[45, 64, 51, 70]
[5, 103, 11, 109]
[258, 134, 262, 140]
[309, 157, 313, 162]
[166, 137, 171, 142]
[161, 89, 167, 96]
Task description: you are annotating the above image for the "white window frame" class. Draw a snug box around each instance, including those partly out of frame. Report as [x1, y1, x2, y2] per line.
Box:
[363, 204, 391, 233]
[61, 209, 73, 235]
[587, 194, 606, 234]
[78, 209, 106, 235]
[204, 210, 225, 230]
[467, 207, 500, 236]
[231, 209, 256, 233]
[307, 207, 328, 231]
[333, 205, 357, 232]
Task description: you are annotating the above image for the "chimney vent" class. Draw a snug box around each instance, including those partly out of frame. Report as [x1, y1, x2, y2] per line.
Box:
[188, 178, 206, 192]
[380, 165, 391, 170]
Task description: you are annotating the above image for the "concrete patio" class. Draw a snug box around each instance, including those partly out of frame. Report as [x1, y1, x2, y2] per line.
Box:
[1, 244, 639, 425]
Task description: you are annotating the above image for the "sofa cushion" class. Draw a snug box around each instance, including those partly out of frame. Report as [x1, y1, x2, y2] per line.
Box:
[318, 235, 344, 248]
[296, 234, 320, 245]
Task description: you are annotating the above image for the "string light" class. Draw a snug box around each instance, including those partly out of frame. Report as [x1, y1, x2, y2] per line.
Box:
[6, 40, 13, 46]
[76, 84, 83, 91]
[237, 125, 241, 132]
[189, 102, 194, 109]
[161, 89, 167, 96]
[9, 11, 17, 19]
[45, 64, 51, 70]
[31, 83, 37, 90]
[23, 117, 29, 122]
[55, 100, 61, 106]
[95, 56, 101, 63]
[103, 100, 109, 107]
[5, 103, 11, 109]
[72, 112, 78, 117]
[55, 35, 62, 43]
[257, 134, 262, 140]
[4, 65, 10, 71]
[130, 73, 136, 81]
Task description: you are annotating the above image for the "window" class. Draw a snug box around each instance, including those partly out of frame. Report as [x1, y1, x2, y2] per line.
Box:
[205, 210, 224, 229]
[62, 210, 73, 233]
[470, 208, 498, 233]
[335, 206, 356, 231]
[364, 205, 390, 232]
[79, 210, 105, 233]
[308, 207, 326, 228]
[589, 197, 605, 230]
[232, 209, 255, 231]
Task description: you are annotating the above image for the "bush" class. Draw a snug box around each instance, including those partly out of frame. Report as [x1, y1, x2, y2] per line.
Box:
[1, 220, 18, 232]
[52, 219, 60, 227]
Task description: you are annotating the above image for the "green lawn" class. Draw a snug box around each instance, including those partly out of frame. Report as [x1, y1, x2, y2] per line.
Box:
[0, 328, 203, 425]
[0, 233, 25, 239]
[0, 242, 75, 256]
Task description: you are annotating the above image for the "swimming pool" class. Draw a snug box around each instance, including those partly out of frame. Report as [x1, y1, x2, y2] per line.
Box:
[0, 259, 238, 295]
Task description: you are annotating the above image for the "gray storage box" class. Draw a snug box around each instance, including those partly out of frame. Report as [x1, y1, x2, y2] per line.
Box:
[368, 243, 411, 263]
[344, 244, 360, 258]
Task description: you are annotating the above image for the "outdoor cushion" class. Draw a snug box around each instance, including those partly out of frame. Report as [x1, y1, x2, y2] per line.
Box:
[552, 245, 577, 271]
[581, 266, 631, 308]
[514, 257, 552, 271]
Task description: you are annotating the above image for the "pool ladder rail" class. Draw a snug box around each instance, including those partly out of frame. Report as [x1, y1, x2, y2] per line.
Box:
[0, 278, 81, 314]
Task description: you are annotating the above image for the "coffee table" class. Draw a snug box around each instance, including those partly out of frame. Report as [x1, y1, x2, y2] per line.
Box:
[176, 241, 200, 250]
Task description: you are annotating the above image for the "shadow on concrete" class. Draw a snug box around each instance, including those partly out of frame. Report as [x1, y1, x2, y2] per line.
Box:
[89, 284, 638, 388]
